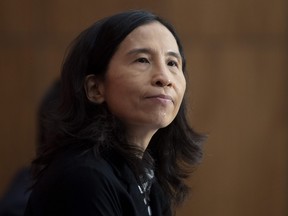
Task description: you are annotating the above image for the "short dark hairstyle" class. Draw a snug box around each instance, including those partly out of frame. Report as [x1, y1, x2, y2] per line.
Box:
[31, 10, 204, 210]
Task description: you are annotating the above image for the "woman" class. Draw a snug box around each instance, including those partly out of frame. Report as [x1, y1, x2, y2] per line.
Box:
[25, 10, 204, 216]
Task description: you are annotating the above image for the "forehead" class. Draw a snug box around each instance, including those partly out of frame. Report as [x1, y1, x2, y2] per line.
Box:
[117, 21, 179, 53]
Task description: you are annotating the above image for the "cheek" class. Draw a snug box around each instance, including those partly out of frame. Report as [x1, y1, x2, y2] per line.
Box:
[103, 80, 136, 115]
[176, 75, 186, 99]
[104, 85, 125, 108]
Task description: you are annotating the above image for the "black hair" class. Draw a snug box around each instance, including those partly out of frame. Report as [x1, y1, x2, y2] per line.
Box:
[36, 80, 61, 150]
[31, 10, 205, 211]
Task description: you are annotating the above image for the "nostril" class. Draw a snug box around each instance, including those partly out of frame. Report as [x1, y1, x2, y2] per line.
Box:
[167, 80, 172, 87]
[155, 80, 164, 87]
[154, 79, 172, 87]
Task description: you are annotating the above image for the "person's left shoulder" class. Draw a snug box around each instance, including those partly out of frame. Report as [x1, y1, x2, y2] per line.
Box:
[150, 180, 172, 216]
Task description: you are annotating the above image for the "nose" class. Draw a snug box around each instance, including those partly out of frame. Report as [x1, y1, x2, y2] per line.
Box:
[151, 65, 173, 87]
[153, 78, 172, 87]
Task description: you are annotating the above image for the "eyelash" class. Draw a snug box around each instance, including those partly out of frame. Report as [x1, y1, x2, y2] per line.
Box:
[135, 58, 179, 68]
[136, 57, 149, 63]
[167, 60, 178, 68]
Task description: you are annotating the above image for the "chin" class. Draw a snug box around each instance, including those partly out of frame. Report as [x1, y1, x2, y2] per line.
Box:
[153, 119, 173, 129]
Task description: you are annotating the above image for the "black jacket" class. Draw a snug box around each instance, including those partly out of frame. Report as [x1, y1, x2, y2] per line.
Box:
[0, 167, 31, 216]
[24, 148, 171, 216]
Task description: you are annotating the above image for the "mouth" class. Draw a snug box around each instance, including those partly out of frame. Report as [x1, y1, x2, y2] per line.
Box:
[146, 94, 174, 103]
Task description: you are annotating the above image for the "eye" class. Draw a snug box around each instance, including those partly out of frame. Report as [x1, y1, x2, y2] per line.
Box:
[136, 57, 150, 64]
[167, 60, 178, 68]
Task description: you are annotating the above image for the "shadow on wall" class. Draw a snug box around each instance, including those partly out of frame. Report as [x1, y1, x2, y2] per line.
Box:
[0, 80, 61, 216]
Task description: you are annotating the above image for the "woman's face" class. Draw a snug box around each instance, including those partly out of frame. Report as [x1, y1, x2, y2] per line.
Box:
[100, 21, 186, 138]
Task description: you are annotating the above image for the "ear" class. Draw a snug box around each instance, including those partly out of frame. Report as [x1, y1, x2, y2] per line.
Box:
[84, 74, 105, 104]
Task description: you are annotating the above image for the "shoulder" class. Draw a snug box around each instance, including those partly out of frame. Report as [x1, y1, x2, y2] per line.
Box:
[58, 159, 124, 207]
[50, 148, 128, 189]
[150, 180, 172, 216]
[60, 152, 123, 191]
[27, 149, 135, 215]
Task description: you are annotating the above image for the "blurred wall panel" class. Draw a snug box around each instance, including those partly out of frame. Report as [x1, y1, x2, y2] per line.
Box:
[173, 0, 288, 215]
[0, 0, 287, 215]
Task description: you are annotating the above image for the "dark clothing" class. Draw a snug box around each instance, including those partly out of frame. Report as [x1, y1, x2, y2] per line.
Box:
[24, 148, 171, 216]
[0, 168, 31, 216]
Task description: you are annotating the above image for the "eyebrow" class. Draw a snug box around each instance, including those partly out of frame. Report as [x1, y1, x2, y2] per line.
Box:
[126, 48, 182, 61]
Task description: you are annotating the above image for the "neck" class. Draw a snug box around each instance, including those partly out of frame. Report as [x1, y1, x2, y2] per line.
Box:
[126, 127, 158, 152]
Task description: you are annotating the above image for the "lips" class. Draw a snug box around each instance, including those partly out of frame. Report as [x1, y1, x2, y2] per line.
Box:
[146, 94, 173, 103]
